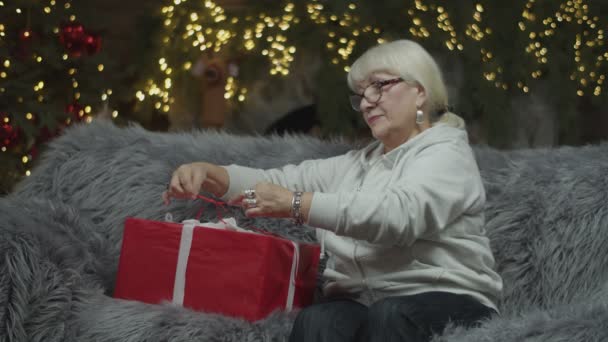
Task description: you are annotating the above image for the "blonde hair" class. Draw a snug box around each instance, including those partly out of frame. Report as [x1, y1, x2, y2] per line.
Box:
[347, 39, 464, 128]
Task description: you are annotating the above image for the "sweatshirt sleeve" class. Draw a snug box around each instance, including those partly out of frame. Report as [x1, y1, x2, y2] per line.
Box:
[220, 150, 358, 201]
[307, 142, 486, 246]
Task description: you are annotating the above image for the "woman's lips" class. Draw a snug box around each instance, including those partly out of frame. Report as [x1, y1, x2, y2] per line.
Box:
[367, 115, 383, 124]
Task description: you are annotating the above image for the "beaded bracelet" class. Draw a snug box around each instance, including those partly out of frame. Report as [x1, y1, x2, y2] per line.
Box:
[291, 191, 304, 226]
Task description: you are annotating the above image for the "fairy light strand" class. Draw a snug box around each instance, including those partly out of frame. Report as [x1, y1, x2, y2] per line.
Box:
[139, 0, 608, 118]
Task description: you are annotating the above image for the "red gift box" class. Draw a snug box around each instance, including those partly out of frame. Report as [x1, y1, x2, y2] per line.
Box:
[113, 217, 321, 321]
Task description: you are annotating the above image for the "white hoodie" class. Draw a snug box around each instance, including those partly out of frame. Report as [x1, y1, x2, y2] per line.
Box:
[221, 123, 503, 310]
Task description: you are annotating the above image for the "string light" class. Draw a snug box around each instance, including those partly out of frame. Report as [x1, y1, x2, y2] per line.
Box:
[518, 0, 545, 93]
[438, 6, 463, 50]
[266, 34, 296, 76]
[466, 4, 491, 43]
[140, 0, 240, 113]
[519, 0, 606, 96]
[557, 0, 607, 97]
[224, 76, 236, 99]
[237, 87, 247, 102]
[247, 4, 298, 76]
[407, 1, 431, 39]
[139, 0, 608, 121]
[308, 1, 380, 73]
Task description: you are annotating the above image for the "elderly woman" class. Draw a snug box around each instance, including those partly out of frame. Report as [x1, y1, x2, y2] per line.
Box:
[163, 39, 502, 342]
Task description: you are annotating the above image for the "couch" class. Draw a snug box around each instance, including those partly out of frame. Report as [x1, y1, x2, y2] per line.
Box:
[1, 120, 607, 341]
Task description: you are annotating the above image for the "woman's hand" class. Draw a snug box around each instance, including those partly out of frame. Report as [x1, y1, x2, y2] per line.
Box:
[163, 162, 209, 205]
[229, 182, 294, 218]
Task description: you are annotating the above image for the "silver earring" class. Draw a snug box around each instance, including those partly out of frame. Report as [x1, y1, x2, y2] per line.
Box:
[416, 109, 424, 124]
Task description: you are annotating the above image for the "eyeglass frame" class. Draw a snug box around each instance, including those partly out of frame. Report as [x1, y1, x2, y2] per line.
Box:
[349, 77, 405, 112]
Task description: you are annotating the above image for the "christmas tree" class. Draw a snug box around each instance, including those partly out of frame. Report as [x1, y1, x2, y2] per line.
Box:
[134, 0, 607, 145]
[0, 0, 128, 193]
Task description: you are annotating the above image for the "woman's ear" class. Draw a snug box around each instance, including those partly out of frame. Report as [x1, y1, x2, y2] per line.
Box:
[414, 83, 427, 108]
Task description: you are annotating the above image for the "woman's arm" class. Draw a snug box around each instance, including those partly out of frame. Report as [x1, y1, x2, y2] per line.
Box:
[306, 143, 485, 246]
[217, 153, 354, 219]
[164, 151, 357, 212]
[219, 151, 358, 201]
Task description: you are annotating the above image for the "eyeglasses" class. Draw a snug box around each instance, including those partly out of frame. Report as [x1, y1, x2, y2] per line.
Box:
[349, 78, 404, 112]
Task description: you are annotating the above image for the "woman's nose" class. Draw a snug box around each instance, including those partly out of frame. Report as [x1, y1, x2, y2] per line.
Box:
[360, 96, 375, 112]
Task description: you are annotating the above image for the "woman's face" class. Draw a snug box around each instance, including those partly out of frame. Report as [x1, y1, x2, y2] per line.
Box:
[355, 72, 428, 151]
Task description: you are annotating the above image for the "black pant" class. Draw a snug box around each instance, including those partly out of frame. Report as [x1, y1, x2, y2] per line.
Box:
[289, 292, 497, 342]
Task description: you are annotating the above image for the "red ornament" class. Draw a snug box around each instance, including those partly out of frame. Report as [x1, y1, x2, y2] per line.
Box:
[59, 22, 87, 57]
[68, 46, 84, 58]
[1, 122, 21, 149]
[59, 22, 102, 57]
[36, 125, 63, 146]
[59, 22, 86, 46]
[65, 102, 85, 123]
[84, 33, 102, 55]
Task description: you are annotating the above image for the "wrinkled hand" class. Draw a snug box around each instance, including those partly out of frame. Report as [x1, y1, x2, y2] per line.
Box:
[162, 162, 208, 205]
[229, 182, 293, 218]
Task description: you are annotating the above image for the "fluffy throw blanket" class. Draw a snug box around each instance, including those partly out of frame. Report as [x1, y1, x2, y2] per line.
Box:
[1, 120, 608, 341]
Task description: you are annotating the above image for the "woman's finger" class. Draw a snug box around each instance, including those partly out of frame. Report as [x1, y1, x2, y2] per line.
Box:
[180, 167, 194, 195]
[228, 194, 244, 206]
[245, 207, 263, 217]
[190, 170, 204, 199]
[169, 173, 186, 195]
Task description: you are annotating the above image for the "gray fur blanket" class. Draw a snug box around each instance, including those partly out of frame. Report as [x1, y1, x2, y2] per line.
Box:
[2, 120, 608, 341]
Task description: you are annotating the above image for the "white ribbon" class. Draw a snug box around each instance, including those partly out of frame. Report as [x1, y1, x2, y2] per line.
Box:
[285, 241, 300, 311]
[171, 219, 301, 312]
[172, 219, 234, 305]
[172, 220, 196, 305]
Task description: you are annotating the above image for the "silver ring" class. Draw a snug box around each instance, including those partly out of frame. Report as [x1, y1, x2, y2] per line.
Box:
[244, 198, 257, 207]
[244, 189, 256, 199]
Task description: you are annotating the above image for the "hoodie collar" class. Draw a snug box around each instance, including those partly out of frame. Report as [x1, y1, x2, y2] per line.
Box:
[359, 123, 466, 169]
